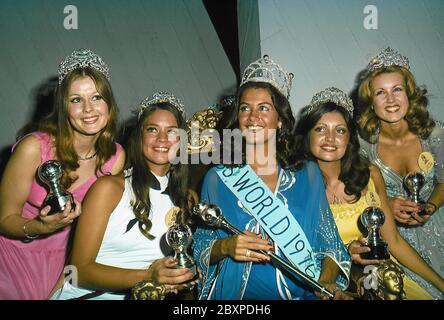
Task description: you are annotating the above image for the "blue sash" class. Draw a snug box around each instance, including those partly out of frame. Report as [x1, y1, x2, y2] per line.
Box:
[215, 165, 320, 279]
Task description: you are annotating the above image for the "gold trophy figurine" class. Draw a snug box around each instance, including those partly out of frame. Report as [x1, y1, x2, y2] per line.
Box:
[186, 108, 223, 154]
[356, 260, 406, 300]
[131, 280, 167, 300]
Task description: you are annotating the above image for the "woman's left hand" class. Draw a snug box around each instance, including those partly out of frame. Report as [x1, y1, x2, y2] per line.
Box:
[408, 212, 431, 225]
[317, 282, 353, 300]
[408, 202, 436, 225]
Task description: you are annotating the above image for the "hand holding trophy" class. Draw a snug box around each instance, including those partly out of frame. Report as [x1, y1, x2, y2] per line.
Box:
[38, 160, 75, 215]
[131, 223, 197, 300]
[352, 207, 406, 300]
[193, 202, 336, 299]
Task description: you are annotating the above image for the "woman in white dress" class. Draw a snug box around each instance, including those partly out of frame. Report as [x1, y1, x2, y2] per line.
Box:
[52, 92, 197, 299]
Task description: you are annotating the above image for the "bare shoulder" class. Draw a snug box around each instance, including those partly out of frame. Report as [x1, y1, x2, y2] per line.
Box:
[12, 134, 43, 159]
[4, 134, 44, 177]
[84, 173, 125, 210]
[368, 164, 382, 177]
[110, 147, 126, 175]
[90, 173, 125, 195]
[369, 164, 386, 194]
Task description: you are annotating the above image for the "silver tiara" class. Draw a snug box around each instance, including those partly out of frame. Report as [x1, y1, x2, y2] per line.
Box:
[305, 87, 354, 115]
[58, 48, 110, 85]
[138, 91, 186, 119]
[240, 55, 294, 99]
[367, 47, 410, 73]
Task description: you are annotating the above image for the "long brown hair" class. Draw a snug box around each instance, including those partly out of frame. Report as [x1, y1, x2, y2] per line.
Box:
[357, 66, 435, 143]
[294, 103, 370, 202]
[38, 67, 119, 189]
[126, 103, 191, 240]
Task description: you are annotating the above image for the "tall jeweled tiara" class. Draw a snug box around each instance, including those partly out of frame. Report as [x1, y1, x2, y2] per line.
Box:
[58, 48, 110, 85]
[305, 87, 354, 115]
[138, 91, 186, 119]
[240, 55, 294, 99]
[367, 47, 410, 73]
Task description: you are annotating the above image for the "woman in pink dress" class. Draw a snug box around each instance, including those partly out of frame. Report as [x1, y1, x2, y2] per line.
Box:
[0, 48, 125, 299]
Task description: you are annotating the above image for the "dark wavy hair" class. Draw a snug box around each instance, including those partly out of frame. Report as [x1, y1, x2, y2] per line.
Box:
[38, 67, 119, 189]
[294, 103, 370, 202]
[126, 103, 191, 240]
[220, 81, 297, 169]
[357, 66, 435, 143]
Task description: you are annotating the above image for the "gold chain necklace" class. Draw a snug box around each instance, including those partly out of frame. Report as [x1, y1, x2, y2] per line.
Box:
[326, 182, 342, 205]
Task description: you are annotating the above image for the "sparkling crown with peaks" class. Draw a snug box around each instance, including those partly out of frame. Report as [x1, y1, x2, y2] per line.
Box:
[240, 55, 294, 99]
[139, 91, 186, 119]
[367, 47, 410, 73]
[305, 87, 354, 115]
[58, 48, 110, 85]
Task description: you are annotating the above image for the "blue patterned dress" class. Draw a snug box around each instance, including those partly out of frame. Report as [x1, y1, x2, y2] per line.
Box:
[360, 124, 444, 299]
[192, 161, 351, 300]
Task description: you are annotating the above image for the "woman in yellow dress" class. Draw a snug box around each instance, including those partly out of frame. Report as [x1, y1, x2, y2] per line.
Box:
[294, 87, 444, 299]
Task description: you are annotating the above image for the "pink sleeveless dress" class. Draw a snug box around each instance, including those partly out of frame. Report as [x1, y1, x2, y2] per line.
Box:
[0, 132, 123, 300]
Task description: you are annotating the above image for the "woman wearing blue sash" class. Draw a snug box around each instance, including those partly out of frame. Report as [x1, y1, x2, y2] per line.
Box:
[193, 56, 351, 300]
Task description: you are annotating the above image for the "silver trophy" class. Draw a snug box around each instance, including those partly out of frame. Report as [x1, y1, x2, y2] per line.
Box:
[38, 160, 75, 215]
[403, 172, 427, 216]
[166, 224, 197, 278]
[360, 207, 390, 260]
[192, 202, 335, 299]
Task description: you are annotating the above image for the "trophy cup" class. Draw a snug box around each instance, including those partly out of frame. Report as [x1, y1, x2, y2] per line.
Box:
[38, 160, 75, 215]
[360, 207, 390, 260]
[192, 202, 336, 299]
[403, 171, 428, 216]
[166, 224, 197, 279]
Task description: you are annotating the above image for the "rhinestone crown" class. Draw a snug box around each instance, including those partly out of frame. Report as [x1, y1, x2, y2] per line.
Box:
[305, 87, 354, 115]
[139, 91, 186, 119]
[367, 47, 410, 73]
[58, 48, 110, 85]
[240, 55, 294, 99]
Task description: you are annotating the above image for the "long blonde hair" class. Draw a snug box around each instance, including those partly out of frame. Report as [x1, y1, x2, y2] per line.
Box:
[357, 66, 434, 143]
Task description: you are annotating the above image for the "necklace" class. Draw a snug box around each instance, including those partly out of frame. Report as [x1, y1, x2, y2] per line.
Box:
[326, 182, 342, 205]
[78, 151, 97, 161]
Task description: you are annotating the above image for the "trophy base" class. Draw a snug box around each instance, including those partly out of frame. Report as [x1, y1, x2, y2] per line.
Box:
[361, 244, 390, 260]
[44, 195, 76, 215]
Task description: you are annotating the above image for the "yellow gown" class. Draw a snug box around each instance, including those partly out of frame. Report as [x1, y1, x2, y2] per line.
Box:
[330, 178, 432, 300]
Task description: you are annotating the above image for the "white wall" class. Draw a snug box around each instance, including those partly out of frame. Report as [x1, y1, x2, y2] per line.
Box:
[256, 0, 444, 120]
[0, 0, 236, 151]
